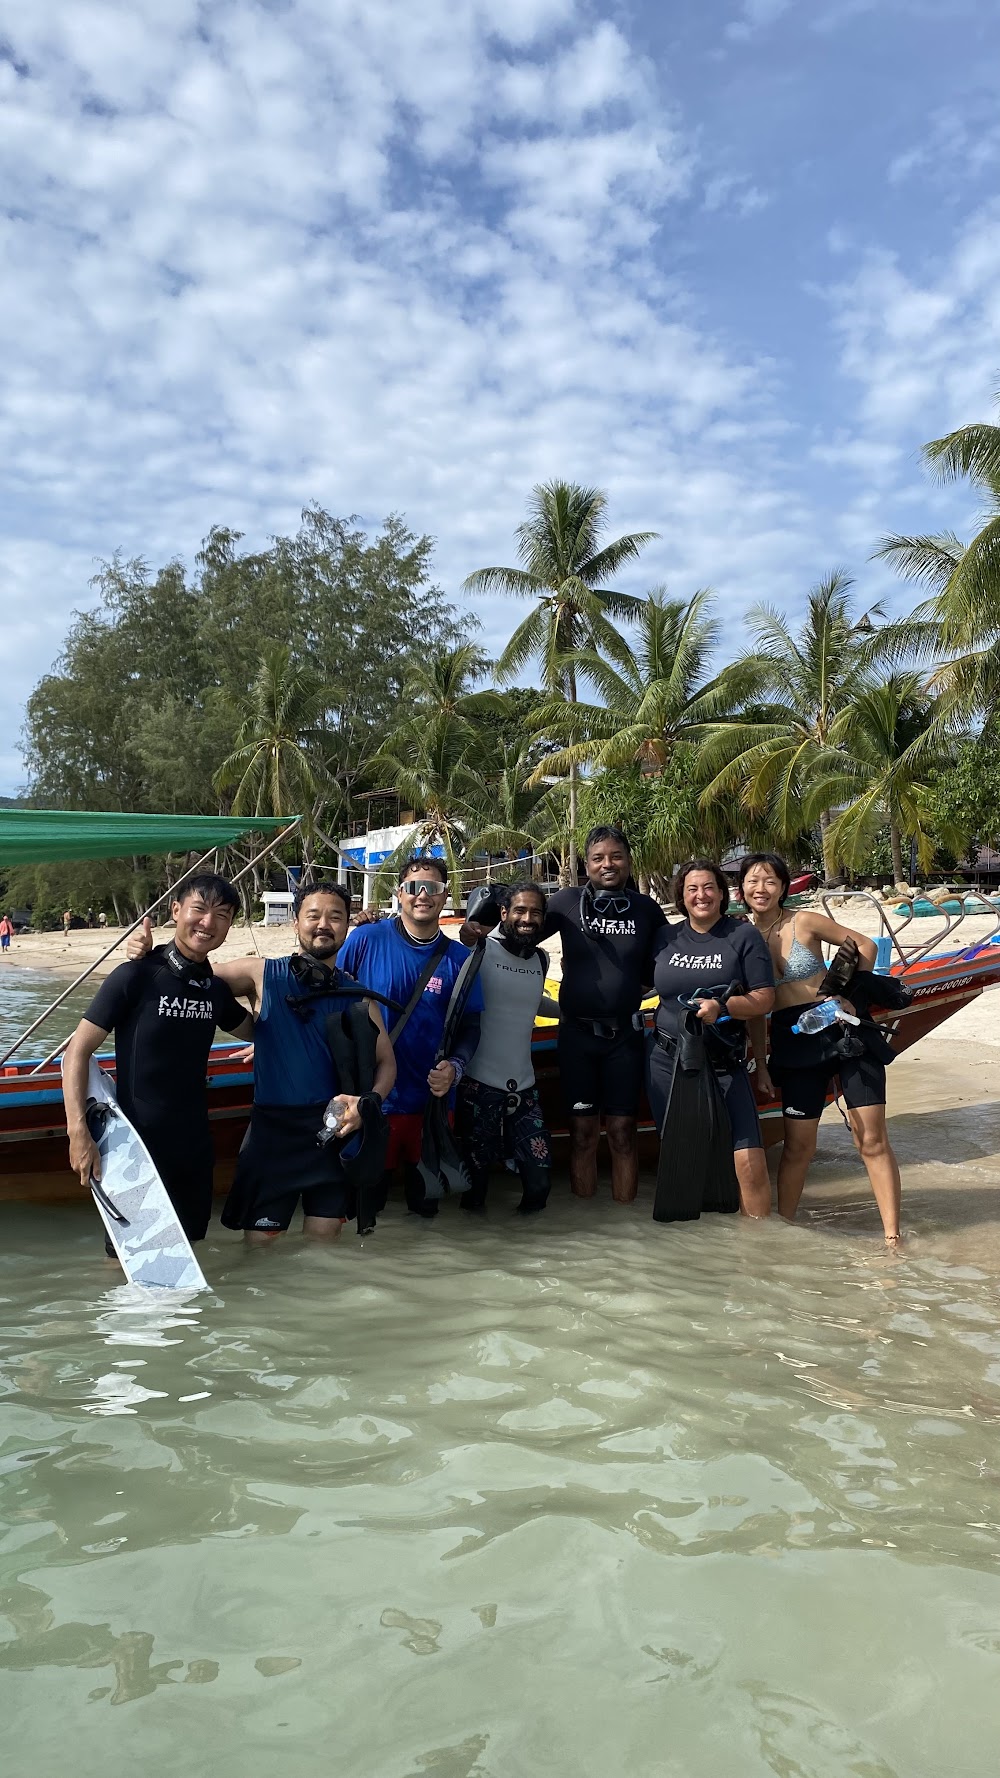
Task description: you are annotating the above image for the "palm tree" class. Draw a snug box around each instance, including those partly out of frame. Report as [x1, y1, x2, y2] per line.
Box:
[463, 480, 656, 879]
[874, 400, 1000, 720]
[528, 588, 741, 778]
[368, 707, 482, 903]
[402, 641, 498, 719]
[214, 643, 331, 901]
[214, 643, 325, 818]
[699, 571, 879, 879]
[462, 736, 561, 877]
[803, 674, 959, 883]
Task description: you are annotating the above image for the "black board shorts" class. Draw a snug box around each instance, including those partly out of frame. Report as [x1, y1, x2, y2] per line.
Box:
[768, 1004, 888, 1122]
[557, 1019, 645, 1118]
[772, 1051, 887, 1122]
[646, 1038, 762, 1152]
[222, 1103, 352, 1231]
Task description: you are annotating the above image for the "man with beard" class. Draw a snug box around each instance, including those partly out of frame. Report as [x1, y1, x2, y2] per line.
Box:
[542, 826, 667, 1204]
[455, 880, 560, 1215]
[64, 873, 254, 1247]
[127, 881, 395, 1242]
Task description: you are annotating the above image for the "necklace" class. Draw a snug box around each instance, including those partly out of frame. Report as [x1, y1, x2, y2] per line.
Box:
[757, 911, 787, 946]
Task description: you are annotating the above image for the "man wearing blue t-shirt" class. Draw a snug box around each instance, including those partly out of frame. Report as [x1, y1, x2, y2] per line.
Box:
[339, 855, 483, 1219]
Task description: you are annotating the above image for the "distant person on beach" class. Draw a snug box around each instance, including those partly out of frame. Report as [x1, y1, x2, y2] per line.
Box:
[98, 910, 108, 928]
[539, 827, 666, 1205]
[338, 856, 484, 1220]
[0, 913, 12, 953]
[739, 852, 903, 1246]
[455, 880, 558, 1216]
[62, 909, 72, 935]
[63, 874, 253, 1248]
[127, 881, 396, 1242]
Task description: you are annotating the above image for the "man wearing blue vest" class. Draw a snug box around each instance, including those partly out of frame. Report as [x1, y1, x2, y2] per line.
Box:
[128, 881, 395, 1242]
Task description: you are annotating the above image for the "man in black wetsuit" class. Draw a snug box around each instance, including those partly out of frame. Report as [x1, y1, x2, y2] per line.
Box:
[62, 873, 254, 1245]
[542, 826, 666, 1203]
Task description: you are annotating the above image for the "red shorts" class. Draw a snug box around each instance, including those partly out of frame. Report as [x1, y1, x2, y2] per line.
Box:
[385, 1112, 426, 1168]
[385, 1109, 452, 1168]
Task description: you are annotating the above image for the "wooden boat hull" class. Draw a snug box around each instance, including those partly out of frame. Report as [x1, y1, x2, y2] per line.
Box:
[3, 944, 999, 1204]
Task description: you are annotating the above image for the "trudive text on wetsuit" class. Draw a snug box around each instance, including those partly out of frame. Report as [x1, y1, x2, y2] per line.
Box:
[652, 917, 773, 1038]
[467, 935, 548, 1092]
[542, 888, 666, 1021]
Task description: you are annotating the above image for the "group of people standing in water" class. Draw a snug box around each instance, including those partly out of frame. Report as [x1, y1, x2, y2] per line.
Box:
[61, 823, 903, 1258]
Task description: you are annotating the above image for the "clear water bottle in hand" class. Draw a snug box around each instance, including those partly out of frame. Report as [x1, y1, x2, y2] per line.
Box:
[317, 1095, 348, 1146]
[792, 998, 859, 1036]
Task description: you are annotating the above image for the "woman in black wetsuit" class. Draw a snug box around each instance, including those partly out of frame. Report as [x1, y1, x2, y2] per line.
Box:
[648, 859, 775, 1217]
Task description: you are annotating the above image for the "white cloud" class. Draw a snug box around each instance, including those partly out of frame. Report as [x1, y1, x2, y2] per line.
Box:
[703, 172, 770, 216]
[888, 104, 1000, 188]
[2, 0, 816, 793]
[12, 0, 968, 791]
[725, 0, 795, 41]
[811, 205, 1000, 601]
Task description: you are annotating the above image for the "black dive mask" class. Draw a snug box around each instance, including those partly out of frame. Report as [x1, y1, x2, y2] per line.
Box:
[164, 942, 213, 990]
[286, 952, 343, 1019]
[579, 883, 632, 932]
[289, 952, 340, 993]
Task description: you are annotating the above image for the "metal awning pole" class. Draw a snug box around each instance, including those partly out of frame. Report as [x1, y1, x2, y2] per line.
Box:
[9, 816, 304, 1073]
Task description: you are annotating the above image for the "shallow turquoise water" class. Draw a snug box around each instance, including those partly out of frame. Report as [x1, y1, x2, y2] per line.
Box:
[0, 968, 93, 1061]
[3, 1173, 1000, 1778]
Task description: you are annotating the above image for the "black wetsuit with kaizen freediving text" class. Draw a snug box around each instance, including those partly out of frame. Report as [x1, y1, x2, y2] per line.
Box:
[542, 887, 666, 1117]
[84, 945, 247, 1240]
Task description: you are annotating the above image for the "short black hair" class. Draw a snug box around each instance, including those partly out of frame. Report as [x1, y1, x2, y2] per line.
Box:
[398, 854, 448, 887]
[672, 858, 730, 916]
[737, 852, 791, 906]
[293, 880, 352, 919]
[584, 825, 631, 856]
[175, 872, 239, 913]
[499, 879, 546, 913]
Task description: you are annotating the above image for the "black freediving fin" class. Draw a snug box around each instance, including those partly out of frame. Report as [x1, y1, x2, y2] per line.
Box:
[324, 1003, 390, 1234]
[652, 1011, 739, 1222]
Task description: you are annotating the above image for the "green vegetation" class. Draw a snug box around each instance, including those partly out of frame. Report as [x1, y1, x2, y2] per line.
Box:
[10, 411, 1000, 919]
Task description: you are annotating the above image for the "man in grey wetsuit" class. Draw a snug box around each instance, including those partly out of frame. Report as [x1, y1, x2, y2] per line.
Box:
[456, 880, 559, 1214]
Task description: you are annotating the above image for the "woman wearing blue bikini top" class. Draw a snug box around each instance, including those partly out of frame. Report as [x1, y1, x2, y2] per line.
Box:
[739, 852, 902, 1248]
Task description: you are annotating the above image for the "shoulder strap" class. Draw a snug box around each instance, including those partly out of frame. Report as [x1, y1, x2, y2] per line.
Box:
[434, 941, 486, 1064]
[389, 933, 449, 1045]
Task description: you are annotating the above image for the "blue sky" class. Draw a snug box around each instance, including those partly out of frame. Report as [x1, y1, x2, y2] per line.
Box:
[3, 0, 999, 792]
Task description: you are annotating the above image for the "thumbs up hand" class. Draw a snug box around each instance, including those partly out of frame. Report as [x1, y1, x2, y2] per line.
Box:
[126, 916, 155, 961]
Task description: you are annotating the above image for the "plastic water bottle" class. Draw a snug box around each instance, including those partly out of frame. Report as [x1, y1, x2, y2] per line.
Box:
[792, 998, 841, 1036]
[317, 1095, 348, 1146]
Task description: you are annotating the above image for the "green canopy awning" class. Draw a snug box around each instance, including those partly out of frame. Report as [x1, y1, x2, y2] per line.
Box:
[0, 810, 299, 866]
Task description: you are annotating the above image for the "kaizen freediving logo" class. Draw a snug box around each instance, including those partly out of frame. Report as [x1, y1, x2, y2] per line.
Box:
[665, 950, 724, 970]
[595, 918, 637, 936]
[158, 994, 214, 1019]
